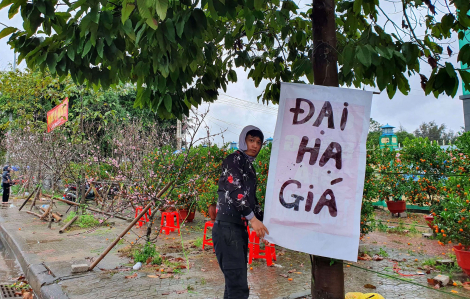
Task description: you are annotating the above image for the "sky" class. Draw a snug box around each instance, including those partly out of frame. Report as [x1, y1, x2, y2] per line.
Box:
[0, 1, 467, 147]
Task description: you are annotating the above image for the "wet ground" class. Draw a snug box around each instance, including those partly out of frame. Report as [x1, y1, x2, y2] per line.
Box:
[1, 198, 470, 298]
[0, 238, 22, 284]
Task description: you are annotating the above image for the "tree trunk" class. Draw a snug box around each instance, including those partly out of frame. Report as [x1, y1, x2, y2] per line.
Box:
[310, 0, 344, 298]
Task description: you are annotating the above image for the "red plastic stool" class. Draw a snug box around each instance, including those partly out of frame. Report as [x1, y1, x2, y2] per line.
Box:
[202, 221, 215, 251]
[135, 206, 152, 227]
[248, 230, 276, 266]
[159, 211, 180, 235]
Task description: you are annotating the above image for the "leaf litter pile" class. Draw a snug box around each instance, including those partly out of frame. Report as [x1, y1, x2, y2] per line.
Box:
[8, 275, 34, 299]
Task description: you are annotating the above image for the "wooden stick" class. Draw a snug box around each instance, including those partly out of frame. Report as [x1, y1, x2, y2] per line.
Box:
[84, 186, 93, 198]
[18, 185, 40, 211]
[54, 197, 131, 221]
[40, 207, 62, 222]
[51, 212, 62, 222]
[88, 181, 173, 271]
[59, 215, 78, 233]
[30, 189, 40, 211]
[26, 211, 43, 218]
[40, 205, 52, 220]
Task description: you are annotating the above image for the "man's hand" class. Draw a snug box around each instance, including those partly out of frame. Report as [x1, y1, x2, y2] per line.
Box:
[250, 217, 269, 239]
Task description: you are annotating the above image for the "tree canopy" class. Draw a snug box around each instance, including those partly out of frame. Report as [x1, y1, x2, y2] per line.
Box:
[414, 120, 457, 142]
[0, 0, 469, 118]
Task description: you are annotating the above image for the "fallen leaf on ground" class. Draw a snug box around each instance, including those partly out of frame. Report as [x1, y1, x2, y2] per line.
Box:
[146, 257, 153, 265]
[434, 284, 440, 289]
[279, 274, 288, 278]
[463, 282, 470, 290]
[300, 263, 304, 267]
[288, 269, 297, 273]
[427, 278, 437, 285]
[176, 290, 187, 294]
[295, 272, 302, 274]
[176, 265, 187, 269]
[372, 255, 384, 261]
[125, 273, 138, 279]
[160, 274, 173, 279]
[22, 292, 33, 299]
[147, 275, 159, 278]
[358, 254, 372, 261]
[174, 257, 185, 262]
[364, 284, 376, 289]
[162, 292, 170, 295]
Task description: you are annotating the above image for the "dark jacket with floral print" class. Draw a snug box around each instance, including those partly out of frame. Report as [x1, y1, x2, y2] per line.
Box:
[215, 150, 263, 226]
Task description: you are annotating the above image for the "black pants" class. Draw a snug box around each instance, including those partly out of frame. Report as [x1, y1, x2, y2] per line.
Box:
[212, 220, 249, 299]
[2, 186, 10, 203]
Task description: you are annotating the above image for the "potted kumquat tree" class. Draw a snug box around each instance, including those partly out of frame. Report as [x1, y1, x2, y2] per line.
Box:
[433, 192, 470, 275]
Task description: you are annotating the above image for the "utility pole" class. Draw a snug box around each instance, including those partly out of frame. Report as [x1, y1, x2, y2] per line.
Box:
[5, 52, 16, 164]
[176, 119, 182, 151]
[310, 0, 344, 298]
[460, 11, 470, 131]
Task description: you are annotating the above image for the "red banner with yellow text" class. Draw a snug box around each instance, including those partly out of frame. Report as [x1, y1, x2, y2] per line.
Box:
[47, 98, 69, 133]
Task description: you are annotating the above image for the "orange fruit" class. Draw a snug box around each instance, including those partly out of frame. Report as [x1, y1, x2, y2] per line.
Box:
[288, 278, 293, 281]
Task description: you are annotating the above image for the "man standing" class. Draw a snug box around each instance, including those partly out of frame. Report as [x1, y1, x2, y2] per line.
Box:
[2, 165, 12, 204]
[212, 125, 269, 299]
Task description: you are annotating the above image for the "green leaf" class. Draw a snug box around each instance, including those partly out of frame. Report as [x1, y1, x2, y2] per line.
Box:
[123, 19, 136, 40]
[146, 18, 158, 30]
[137, 0, 152, 19]
[97, 39, 104, 58]
[228, 69, 237, 82]
[445, 62, 456, 78]
[156, 0, 169, 20]
[353, 0, 362, 14]
[0, 26, 17, 39]
[121, 1, 135, 24]
[376, 46, 393, 60]
[175, 17, 185, 38]
[254, 0, 263, 10]
[386, 81, 397, 98]
[82, 39, 92, 57]
[8, 1, 21, 19]
[356, 45, 371, 67]
[193, 8, 207, 29]
[459, 69, 470, 93]
[0, 0, 14, 10]
[165, 19, 175, 43]
[66, 46, 75, 61]
[164, 94, 172, 112]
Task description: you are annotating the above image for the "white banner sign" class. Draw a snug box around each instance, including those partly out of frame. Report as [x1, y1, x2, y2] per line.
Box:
[263, 83, 372, 262]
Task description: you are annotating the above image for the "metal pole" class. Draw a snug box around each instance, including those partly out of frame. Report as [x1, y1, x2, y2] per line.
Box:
[460, 11, 470, 131]
[176, 119, 182, 150]
[5, 52, 16, 164]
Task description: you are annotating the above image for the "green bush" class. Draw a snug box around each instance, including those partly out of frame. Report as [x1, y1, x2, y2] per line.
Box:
[64, 212, 100, 228]
[133, 242, 162, 265]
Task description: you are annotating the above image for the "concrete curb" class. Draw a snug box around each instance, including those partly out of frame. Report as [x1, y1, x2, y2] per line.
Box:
[0, 223, 69, 299]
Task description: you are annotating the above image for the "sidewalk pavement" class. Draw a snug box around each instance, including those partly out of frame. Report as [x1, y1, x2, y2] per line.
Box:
[0, 198, 469, 299]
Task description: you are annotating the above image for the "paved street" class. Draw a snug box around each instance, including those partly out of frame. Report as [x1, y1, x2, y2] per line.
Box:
[0, 199, 469, 298]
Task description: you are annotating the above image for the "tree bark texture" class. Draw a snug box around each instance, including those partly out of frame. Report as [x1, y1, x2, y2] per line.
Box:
[310, 0, 344, 298]
[312, 0, 339, 88]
